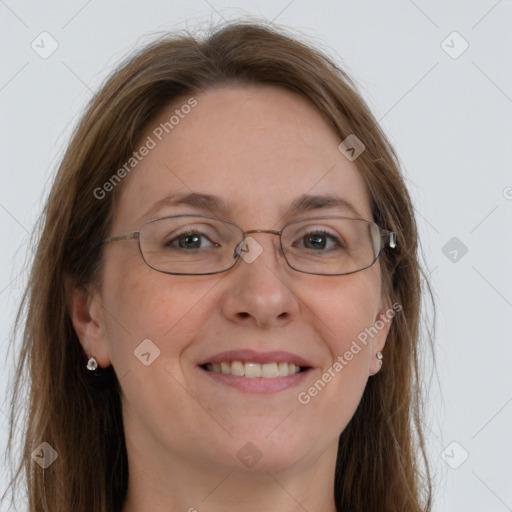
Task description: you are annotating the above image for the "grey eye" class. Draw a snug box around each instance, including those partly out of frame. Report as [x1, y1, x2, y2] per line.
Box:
[166, 232, 217, 250]
[296, 230, 343, 251]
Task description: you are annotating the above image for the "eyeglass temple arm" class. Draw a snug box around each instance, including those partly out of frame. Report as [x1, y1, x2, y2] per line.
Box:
[100, 232, 140, 245]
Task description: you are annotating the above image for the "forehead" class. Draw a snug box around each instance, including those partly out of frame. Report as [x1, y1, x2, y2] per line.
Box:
[113, 84, 372, 229]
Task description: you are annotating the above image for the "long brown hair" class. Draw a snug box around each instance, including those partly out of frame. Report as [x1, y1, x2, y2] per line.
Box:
[3, 20, 436, 512]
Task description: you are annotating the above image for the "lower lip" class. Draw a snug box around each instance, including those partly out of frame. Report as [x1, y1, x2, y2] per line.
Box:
[198, 366, 312, 393]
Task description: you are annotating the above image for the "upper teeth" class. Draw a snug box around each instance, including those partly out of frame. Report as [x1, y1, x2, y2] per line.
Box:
[205, 361, 302, 378]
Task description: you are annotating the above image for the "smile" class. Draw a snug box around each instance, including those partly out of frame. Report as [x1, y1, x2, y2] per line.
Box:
[197, 349, 314, 393]
[203, 361, 305, 378]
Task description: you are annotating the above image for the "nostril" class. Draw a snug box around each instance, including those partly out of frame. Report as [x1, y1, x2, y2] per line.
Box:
[238, 312, 250, 319]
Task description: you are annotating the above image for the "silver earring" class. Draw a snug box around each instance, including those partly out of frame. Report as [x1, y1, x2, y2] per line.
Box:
[86, 357, 98, 371]
[370, 351, 383, 376]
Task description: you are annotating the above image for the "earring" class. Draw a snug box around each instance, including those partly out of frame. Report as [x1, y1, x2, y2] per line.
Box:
[85, 355, 114, 388]
[370, 351, 383, 376]
[86, 357, 98, 371]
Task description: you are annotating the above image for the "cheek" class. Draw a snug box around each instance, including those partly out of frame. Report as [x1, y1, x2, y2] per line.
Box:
[295, 271, 380, 421]
[101, 255, 221, 369]
[305, 270, 381, 353]
[100, 269, 222, 427]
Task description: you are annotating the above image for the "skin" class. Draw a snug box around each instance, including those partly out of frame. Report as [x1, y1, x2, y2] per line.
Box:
[68, 84, 392, 512]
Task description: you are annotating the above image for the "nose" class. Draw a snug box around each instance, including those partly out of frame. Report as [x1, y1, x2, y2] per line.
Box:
[221, 231, 300, 328]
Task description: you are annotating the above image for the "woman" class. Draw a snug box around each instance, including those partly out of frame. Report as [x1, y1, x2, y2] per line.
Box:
[4, 21, 435, 512]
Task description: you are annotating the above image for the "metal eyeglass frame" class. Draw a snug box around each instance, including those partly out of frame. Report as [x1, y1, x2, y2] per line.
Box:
[99, 214, 397, 276]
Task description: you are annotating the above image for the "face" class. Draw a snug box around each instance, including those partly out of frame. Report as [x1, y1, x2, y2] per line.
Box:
[73, 84, 391, 477]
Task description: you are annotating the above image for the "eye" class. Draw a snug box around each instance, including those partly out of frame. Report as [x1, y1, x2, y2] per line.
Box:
[295, 229, 344, 251]
[165, 231, 219, 250]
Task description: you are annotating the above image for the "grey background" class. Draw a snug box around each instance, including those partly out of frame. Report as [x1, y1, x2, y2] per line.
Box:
[1, 1, 511, 510]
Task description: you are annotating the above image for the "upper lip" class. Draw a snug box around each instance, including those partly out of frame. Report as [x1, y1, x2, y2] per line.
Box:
[197, 349, 313, 368]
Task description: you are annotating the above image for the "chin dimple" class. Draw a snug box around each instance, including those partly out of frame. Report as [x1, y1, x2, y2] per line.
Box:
[204, 361, 302, 378]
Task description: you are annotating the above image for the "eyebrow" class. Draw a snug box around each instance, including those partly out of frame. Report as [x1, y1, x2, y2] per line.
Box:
[139, 192, 363, 223]
[289, 193, 363, 218]
[139, 192, 232, 222]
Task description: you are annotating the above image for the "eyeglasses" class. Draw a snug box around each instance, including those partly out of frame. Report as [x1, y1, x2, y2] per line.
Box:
[100, 214, 396, 276]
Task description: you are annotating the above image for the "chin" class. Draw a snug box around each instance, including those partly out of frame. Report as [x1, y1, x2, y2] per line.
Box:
[223, 427, 317, 473]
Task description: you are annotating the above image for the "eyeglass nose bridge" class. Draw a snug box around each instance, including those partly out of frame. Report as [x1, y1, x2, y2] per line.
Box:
[232, 228, 283, 259]
[245, 229, 282, 236]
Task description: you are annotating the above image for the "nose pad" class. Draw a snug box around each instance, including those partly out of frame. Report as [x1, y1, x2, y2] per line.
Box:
[233, 240, 244, 260]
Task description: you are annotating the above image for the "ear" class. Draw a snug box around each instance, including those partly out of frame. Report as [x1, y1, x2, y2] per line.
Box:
[368, 300, 397, 376]
[65, 275, 111, 368]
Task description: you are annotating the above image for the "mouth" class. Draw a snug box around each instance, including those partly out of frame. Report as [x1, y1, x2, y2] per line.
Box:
[201, 361, 309, 378]
[197, 350, 314, 393]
